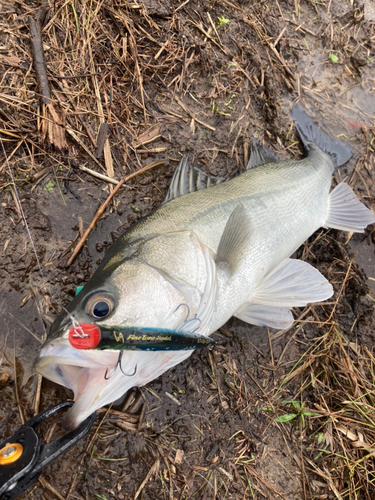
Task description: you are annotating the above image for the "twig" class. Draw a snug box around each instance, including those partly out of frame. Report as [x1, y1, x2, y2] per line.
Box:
[66, 178, 125, 266]
[39, 476, 65, 500]
[134, 458, 160, 500]
[29, 11, 51, 105]
[66, 127, 106, 171]
[66, 160, 164, 265]
[29, 10, 67, 147]
[0, 139, 23, 173]
[79, 165, 119, 185]
[8, 312, 42, 344]
[323, 259, 353, 325]
[87, 38, 114, 184]
[34, 374, 43, 416]
[175, 97, 215, 131]
[246, 465, 289, 500]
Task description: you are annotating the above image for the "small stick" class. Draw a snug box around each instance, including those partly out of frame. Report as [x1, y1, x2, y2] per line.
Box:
[66, 160, 164, 266]
[246, 465, 289, 500]
[66, 179, 125, 266]
[66, 128, 106, 171]
[243, 139, 250, 168]
[10, 186, 23, 223]
[39, 476, 65, 500]
[87, 38, 114, 183]
[29, 12, 51, 105]
[134, 458, 160, 500]
[175, 97, 215, 131]
[29, 9, 67, 148]
[33, 374, 43, 416]
[0, 139, 23, 174]
[79, 165, 118, 184]
[137, 147, 167, 154]
[273, 26, 287, 47]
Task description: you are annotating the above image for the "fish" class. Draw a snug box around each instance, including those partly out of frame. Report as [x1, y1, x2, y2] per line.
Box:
[34, 106, 375, 430]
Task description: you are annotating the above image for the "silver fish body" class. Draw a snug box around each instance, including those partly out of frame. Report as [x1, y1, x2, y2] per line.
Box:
[35, 110, 375, 429]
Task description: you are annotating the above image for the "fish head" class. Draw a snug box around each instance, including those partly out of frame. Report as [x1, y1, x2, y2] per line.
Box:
[34, 231, 217, 429]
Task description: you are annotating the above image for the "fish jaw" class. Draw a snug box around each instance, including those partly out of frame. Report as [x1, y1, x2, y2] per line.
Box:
[34, 340, 193, 429]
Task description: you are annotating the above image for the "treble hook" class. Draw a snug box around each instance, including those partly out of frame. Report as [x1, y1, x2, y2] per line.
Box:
[182, 315, 201, 333]
[174, 303, 201, 333]
[174, 303, 190, 323]
[104, 351, 137, 380]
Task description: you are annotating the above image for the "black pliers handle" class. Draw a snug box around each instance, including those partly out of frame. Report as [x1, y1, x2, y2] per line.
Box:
[0, 402, 96, 500]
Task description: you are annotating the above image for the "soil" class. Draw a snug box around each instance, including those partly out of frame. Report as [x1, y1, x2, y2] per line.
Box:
[0, 0, 374, 499]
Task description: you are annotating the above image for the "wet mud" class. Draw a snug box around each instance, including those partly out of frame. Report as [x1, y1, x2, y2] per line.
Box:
[0, 0, 374, 499]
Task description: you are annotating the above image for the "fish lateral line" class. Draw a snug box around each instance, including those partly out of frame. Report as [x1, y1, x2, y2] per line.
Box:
[68, 323, 215, 351]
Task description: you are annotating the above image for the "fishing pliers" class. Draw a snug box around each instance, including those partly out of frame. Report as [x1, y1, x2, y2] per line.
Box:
[0, 402, 95, 500]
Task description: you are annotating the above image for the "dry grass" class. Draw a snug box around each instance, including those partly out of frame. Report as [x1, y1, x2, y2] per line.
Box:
[271, 325, 375, 500]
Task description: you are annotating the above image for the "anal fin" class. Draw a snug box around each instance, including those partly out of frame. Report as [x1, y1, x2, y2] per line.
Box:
[235, 304, 294, 329]
[234, 258, 333, 329]
[324, 182, 375, 232]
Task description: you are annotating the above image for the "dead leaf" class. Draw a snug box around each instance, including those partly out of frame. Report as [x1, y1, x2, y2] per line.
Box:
[175, 449, 184, 464]
[0, 54, 21, 67]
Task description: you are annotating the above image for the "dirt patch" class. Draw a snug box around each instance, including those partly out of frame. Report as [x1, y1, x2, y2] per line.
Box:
[0, 0, 374, 499]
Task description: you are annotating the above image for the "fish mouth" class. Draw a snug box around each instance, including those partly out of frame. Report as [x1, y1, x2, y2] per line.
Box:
[34, 339, 193, 430]
[34, 340, 133, 430]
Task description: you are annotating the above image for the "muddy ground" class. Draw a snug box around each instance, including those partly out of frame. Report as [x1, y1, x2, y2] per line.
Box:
[0, 0, 375, 499]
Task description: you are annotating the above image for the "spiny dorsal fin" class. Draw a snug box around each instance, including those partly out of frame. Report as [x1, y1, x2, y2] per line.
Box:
[246, 140, 282, 169]
[163, 157, 224, 204]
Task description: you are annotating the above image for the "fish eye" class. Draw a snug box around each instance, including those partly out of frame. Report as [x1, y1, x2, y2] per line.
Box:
[86, 294, 114, 319]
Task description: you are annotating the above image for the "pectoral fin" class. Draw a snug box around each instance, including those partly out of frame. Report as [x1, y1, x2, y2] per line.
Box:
[324, 182, 375, 232]
[216, 203, 253, 276]
[234, 258, 333, 329]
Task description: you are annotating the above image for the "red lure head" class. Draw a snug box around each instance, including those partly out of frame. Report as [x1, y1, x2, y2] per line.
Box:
[68, 323, 101, 349]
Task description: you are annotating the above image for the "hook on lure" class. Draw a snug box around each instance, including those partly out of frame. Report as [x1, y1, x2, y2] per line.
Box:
[174, 303, 202, 333]
[104, 351, 137, 380]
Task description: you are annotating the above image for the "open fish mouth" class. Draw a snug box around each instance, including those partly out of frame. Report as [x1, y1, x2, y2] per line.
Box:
[34, 341, 133, 429]
[34, 339, 193, 429]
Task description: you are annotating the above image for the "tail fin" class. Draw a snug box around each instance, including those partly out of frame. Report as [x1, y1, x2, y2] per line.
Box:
[292, 105, 352, 167]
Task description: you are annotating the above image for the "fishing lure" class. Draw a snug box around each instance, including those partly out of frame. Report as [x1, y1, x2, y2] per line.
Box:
[68, 323, 215, 351]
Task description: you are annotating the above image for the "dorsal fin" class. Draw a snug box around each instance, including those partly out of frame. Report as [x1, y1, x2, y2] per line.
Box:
[246, 140, 282, 169]
[163, 157, 224, 204]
